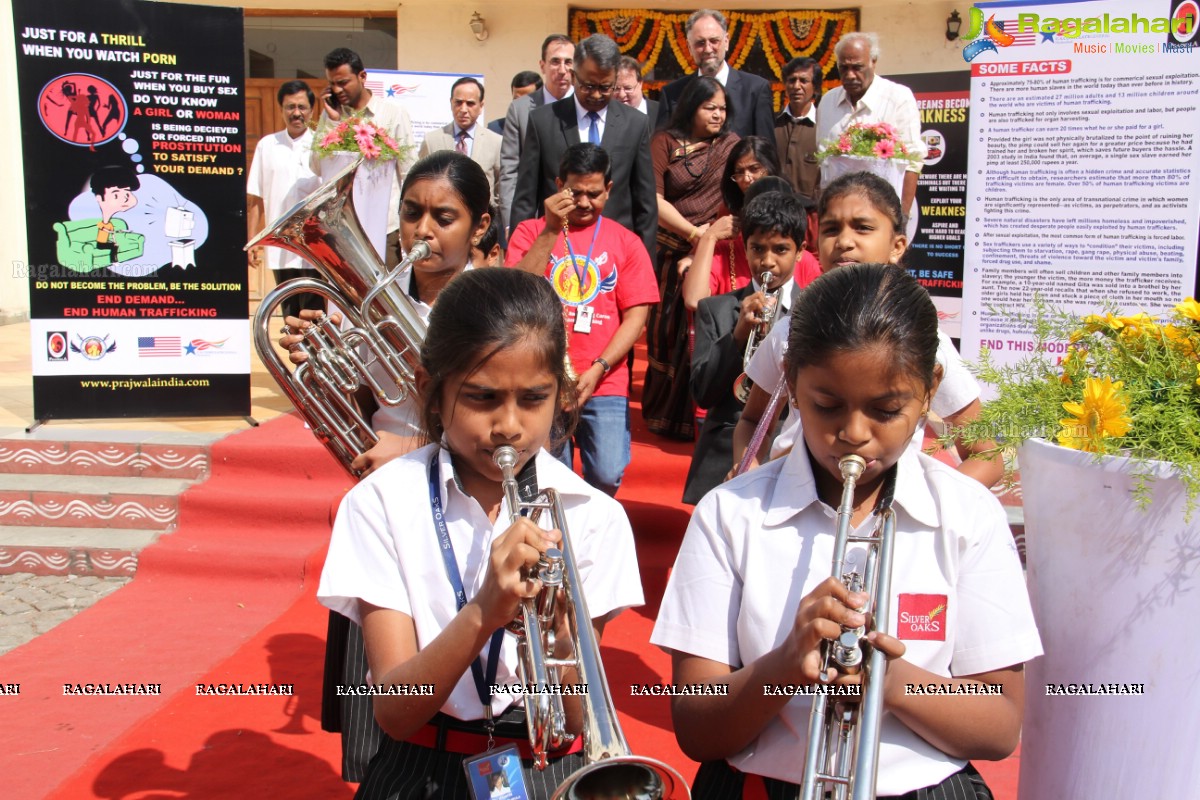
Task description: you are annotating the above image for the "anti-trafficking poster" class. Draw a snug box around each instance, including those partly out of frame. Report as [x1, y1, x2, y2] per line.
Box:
[13, 0, 248, 419]
[895, 71, 971, 340]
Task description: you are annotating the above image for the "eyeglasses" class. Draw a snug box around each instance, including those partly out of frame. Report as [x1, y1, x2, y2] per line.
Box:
[731, 165, 766, 179]
[574, 72, 615, 95]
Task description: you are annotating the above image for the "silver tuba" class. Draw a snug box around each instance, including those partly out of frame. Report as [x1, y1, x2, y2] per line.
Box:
[800, 455, 898, 800]
[493, 446, 690, 800]
[247, 156, 430, 476]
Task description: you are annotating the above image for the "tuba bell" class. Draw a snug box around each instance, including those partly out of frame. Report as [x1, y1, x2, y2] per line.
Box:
[799, 455, 898, 800]
[493, 446, 690, 800]
[247, 156, 430, 476]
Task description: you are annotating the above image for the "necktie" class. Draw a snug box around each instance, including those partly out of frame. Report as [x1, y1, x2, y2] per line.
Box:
[455, 130, 468, 154]
[586, 111, 600, 145]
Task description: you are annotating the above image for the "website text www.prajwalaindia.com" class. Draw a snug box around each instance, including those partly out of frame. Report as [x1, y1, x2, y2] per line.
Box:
[79, 377, 212, 391]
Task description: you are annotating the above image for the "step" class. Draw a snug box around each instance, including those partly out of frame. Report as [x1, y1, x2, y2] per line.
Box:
[0, 474, 193, 531]
[0, 430, 212, 479]
[0, 527, 156, 577]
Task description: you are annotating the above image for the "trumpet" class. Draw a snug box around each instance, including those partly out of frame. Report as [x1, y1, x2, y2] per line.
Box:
[800, 455, 898, 800]
[248, 156, 430, 476]
[733, 271, 780, 403]
[493, 446, 689, 799]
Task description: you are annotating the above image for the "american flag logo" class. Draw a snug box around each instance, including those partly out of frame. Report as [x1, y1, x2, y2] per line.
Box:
[138, 336, 181, 357]
[995, 19, 1039, 47]
[190, 338, 228, 351]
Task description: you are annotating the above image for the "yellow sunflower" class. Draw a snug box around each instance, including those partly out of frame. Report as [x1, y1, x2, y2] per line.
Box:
[1057, 376, 1132, 452]
[1175, 297, 1200, 324]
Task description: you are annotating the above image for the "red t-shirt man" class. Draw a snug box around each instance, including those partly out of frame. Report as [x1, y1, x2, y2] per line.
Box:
[505, 144, 658, 496]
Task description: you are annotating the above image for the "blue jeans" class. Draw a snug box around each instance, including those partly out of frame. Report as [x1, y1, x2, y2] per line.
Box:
[555, 395, 630, 496]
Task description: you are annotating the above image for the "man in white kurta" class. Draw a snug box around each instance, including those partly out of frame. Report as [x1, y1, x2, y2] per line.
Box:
[247, 80, 321, 318]
[816, 33, 927, 220]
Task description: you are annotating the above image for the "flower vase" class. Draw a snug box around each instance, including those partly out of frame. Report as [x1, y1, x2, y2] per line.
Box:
[317, 151, 393, 263]
[819, 155, 906, 206]
[1016, 437, 1200, 798]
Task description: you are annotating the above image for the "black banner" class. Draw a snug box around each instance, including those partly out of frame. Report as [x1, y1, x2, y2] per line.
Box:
[13, 0, 248, 419]
[895, 71, 971, 340]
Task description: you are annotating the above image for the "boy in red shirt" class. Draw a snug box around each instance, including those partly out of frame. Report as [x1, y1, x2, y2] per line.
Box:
[506, 143, 659, 495]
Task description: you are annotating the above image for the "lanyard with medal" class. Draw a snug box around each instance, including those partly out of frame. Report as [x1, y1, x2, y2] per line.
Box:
[559, 198, 602, 335]
[428, 454, 533, 799]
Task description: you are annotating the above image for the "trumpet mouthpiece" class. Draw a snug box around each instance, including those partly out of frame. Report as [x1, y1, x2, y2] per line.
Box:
[493, 446, 519, 471]
[407, 240, 432, 262]
[838, 455, 867, 481]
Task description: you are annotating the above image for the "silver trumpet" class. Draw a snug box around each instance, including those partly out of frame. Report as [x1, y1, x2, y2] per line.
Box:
[800, 455, 898, 800]
[733, 271, 780, 403]
[492, 446, 689, 799]
[247, 156, 430, 476]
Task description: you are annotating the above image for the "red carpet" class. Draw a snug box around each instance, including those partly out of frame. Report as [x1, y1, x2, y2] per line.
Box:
[1, 344, 1020, 799]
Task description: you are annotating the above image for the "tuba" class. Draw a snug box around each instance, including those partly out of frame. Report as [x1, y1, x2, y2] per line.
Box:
[799, 455, 898, 800]
[493, 446, 690, 800]
[733, 271, 780, 403]
[248, 157, 430, 477]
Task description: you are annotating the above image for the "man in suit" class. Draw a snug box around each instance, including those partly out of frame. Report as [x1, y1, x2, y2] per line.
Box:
[655, 9, 775, 140]
[499, 35, 575, 232]
[613, 56, 658, 122]
[487, 71, 541, 137]
[418, 77, 502, 208]
[510, 34, 658, 259]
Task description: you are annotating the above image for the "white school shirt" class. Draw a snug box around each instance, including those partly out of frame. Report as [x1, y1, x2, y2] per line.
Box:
[816, 75, 927, 173]
[246, 129, 315, 271]
[651, 445, 1042, 794]
[746, 320, 978, 460]
[318, 444, 645, 721]
[366, 263, 474, 437]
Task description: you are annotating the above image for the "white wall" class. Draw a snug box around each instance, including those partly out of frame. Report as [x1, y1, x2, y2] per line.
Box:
[0, 0, 971, 319]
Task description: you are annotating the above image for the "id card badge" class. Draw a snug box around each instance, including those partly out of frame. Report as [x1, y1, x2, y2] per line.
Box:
[464, 744, 530, 800]
[573, 304, 594, 334]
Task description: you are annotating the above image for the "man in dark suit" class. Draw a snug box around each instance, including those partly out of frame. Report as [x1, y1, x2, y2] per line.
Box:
[487, 71, 541, 137]
[655, 9, 775, 140]
[499, 36, 575, 232]
[614, 56, 659, 123]
[510, 34, 658, 258]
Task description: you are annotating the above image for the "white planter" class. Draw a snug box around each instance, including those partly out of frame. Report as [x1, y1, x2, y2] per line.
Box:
[316, 151, 393, 262]
[1017, 437, 1200, 798]
[819, 154, 907, 206]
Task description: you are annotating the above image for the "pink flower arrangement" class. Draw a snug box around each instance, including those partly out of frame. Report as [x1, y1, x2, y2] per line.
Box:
[816, 121, 920, 166]
[313, 115, 409, 162]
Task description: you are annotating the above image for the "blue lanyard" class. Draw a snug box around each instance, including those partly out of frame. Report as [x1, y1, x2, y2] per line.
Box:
[560, 217, 603, 297]
[427, 453, 505, 710]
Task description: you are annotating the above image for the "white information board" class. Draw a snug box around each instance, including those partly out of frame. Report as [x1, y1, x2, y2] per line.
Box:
[960, 0, 1200, 373]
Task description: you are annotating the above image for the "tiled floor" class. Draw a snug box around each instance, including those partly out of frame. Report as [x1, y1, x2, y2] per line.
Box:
[0, 309, 294, 437]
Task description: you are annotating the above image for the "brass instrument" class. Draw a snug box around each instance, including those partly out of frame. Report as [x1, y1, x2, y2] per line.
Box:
[733, 271, 780, 403]
[247, 157, 431, 477]
[800, 455, 898, 800]
[493, 446, 689, 799]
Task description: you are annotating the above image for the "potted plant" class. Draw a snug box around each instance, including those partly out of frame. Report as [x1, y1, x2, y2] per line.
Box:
[815, 121, 922, 202]
[948, 297, 1200, 798]
[311, 115, 413, 261]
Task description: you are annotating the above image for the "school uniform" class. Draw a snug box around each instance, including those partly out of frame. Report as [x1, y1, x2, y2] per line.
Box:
[321, 264, 474, 782]
[319, 444, 645, 798]
[745, 320, 979, 461]
[684, 274, 799, 505]
[652, 445, 1043, 798]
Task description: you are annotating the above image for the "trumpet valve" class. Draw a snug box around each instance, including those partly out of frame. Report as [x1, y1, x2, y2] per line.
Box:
[833, 630, 864, 672]
[536, 548, 564, 621]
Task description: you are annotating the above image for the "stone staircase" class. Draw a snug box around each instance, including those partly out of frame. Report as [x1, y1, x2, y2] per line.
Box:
[0, 433, 215, 577]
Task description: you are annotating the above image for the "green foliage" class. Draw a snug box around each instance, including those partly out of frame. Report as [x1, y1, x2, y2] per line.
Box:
[944, 297, 1200, 516]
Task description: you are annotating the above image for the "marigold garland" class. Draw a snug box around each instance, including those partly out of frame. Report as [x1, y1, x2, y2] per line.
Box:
[568, 8, 858, 99]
